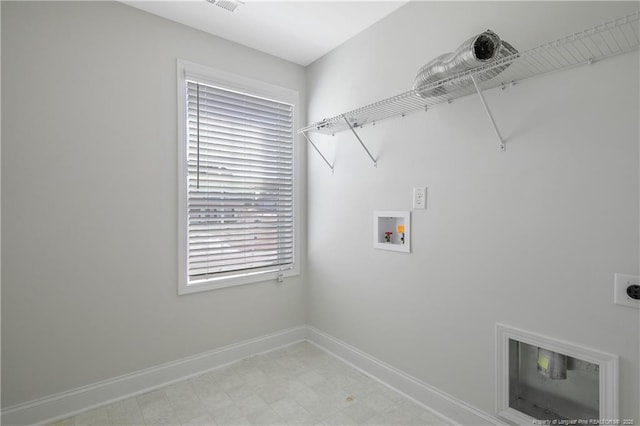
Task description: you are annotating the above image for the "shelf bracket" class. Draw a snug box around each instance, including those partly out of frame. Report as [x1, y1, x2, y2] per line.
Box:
[343, 116, 377, 167]
[470, 75, 506, 152]
[301, 131, 334, 173]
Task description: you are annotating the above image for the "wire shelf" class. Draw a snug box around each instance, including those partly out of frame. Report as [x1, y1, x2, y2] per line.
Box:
[299, 12, 640, 136]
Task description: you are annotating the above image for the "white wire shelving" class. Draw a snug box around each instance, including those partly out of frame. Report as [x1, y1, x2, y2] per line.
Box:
[299, 12, 640, 171]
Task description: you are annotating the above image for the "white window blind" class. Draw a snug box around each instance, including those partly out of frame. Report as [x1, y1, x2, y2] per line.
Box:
[185, 80, 295, 284]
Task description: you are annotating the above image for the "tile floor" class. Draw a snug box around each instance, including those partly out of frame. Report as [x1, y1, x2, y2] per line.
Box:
[50, 342, 450, 426]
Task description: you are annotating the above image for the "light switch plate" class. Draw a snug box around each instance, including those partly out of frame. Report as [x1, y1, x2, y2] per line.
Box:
[614, 273, 640, 309]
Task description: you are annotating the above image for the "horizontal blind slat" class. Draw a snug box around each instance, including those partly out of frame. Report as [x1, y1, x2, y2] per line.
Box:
[188, 114, 292, 137]
[187, 115, 292, 138]
[187, 82, 292, 113]
[188, 222, 294, 232]
[189, 254, 293, 267]
[187, 146, 293, 162]
[187, 93, 292, 124]
[189, 246, 294, 259]
[189, 253, 294, 268]
[187, 103, 292, 130]
[189, 262, 292, 278]
[188, 233, 294, 242]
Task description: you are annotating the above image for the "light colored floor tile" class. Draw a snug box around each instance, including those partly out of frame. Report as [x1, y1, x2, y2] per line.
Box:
[374, 383, 410, 404]
[361, 413, 387, 425]
[172, 400, 212, 425]
[227, 382, 259, 402]
[382, 404, 423, 425]
[198, 389, 234, 412]
[359, 391, 397, 414]
[297, 370, 326, 387]
[236, 394, 270, 417]
[320, 389, 357, 412]
[420, 409, 450, 425]
[246, 407, 284, 425]
[49, 342, 452, 426]
[136, 390, 180, 425]
[213, 370, 247, 392]
[320, 409, 357, 426]
[341, 401, 379, 424]
[74, 406, 110, 425]
[107, 397, 145, 425]
[180, 413, 217, 425]
[223, 416, 251, 425]
[276, 357, 308, 377]
[309, 379, 344, 398]
[342, 379, 374, 398]
[165, 381, 212, 424]
[397, 399, 438, 420]
[253, 378, 290, 404]
[270, 398, 319, 425]
[296, 395, 342, 420]
[164, 380, 201, 406]
[210, 402, 245, 424]
[239, 367, 269, 385]
[304, 349, 334, 366]
[49, 418, 75, 426]
[325, 371, 360, 389]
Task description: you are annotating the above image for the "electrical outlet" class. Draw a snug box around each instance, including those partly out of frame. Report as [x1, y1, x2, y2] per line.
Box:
[614, 273, 640, 309]
[627, 285, 640, 300]
[413, 187, 427, 209]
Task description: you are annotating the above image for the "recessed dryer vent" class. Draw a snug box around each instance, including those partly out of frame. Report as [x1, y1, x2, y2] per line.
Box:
[510, 341, 598, 419]
[496, 324, 619, 424]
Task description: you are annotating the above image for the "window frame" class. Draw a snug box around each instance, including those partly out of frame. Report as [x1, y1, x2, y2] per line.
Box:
[177, 59, 300, 295]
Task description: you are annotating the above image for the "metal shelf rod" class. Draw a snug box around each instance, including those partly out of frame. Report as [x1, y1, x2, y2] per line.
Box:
[470, 74, 506, 152]
[301, 131, 334, 173]
[343, 115, 377, 168]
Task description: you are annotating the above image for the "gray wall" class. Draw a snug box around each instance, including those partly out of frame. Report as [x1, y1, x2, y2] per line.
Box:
[1, 1, 307, 407]
[1, 0, 3, 410]
[306, 1, 639, 421]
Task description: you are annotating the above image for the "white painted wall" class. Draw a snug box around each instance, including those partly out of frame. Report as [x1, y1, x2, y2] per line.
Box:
[306, 1, 640, 421]
[1, 1, 306, 408]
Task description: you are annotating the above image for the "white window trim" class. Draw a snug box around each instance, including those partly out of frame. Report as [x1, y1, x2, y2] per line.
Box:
[177, 59, 300, 295]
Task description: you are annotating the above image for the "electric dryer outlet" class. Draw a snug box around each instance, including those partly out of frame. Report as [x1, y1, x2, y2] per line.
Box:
[614, 273, 640, 309]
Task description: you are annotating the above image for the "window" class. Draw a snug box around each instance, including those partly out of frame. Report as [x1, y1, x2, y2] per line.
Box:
[177, 60, 299, 294]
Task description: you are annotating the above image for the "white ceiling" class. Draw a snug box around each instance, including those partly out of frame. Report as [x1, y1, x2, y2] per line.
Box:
[121, 1, 407, 66]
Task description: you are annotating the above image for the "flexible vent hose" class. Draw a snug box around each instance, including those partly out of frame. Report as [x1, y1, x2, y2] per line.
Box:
[413, 30, 518, 98]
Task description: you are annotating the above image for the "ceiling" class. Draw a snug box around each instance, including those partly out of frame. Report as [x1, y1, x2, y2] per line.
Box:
[121, 1, 407, 66]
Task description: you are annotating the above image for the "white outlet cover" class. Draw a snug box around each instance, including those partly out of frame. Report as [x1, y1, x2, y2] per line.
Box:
[614, 273, 640, 309]
[413, 187, 426, 209]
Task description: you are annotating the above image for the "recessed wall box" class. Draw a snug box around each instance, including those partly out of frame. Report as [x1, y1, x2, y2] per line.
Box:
[373, 211, 410, 253]
[614, 273, 640, 309]
[496, 324, 619, 425]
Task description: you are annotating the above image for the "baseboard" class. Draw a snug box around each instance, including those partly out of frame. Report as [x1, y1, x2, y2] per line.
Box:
[307, 326, 506, 426]
[1, 326, 307, 425]
[3, 325, 506, 426]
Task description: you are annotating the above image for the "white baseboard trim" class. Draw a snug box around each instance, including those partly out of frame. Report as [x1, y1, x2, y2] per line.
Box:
[307, 326, 506, 426]
[3, 325, 506, 426]
[1, 326, 307, 426]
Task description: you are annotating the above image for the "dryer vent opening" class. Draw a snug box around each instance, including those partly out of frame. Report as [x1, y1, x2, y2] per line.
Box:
[474, 33, 498, 60]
